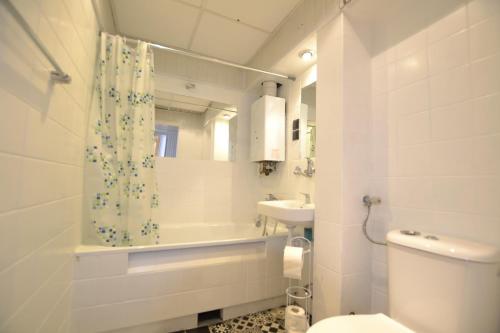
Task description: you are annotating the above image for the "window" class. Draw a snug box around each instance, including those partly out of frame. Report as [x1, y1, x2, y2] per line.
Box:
[155, 124, 179, 158]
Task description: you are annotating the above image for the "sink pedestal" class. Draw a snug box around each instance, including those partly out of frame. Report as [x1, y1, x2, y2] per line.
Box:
[285, 225, 296, 244]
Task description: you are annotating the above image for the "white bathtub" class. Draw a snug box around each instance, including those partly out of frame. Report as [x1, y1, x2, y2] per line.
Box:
[73, 223, 289, 333]
[76, 223, 287, 254]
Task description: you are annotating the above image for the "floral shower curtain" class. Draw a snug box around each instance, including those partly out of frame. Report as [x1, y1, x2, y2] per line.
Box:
[84, 33, 159, 246]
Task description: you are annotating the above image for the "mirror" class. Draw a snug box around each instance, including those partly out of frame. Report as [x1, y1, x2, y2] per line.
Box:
[300, 82, 316, 159]
[154, 91, 237, 161]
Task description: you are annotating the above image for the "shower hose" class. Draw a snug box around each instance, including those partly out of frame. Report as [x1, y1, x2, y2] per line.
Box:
[362, 202, 387, 246]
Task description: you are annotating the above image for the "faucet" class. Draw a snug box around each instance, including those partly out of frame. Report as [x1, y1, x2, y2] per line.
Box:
[265, 193, 278, 201]
[304, 158, 315, 177]
[300, 192, 311, 205]
[293, 158, 315, 177]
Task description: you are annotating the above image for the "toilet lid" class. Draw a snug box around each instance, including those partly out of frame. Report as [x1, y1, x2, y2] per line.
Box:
[308, 314, 415, 333]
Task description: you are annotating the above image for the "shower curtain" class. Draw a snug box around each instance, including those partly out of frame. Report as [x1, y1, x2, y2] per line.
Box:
[84, 33, 159, 246]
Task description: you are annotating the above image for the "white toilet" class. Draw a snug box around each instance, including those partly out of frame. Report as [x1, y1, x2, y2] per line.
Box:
[308, 229, 500, 333]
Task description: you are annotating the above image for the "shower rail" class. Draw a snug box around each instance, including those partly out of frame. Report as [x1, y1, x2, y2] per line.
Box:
[1, 0, 71, 83]
[112, 33, 296, 81]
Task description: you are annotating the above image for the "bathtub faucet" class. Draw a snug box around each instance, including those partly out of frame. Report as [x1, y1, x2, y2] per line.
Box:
[265, 193, 278, 201]
[255, 215, 263, 227]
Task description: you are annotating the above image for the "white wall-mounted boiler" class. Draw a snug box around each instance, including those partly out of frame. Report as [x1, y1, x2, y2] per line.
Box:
[250, 95, 285, 162]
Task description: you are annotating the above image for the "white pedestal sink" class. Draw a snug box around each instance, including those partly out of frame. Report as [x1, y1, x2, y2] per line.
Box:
[257, 200, 314, 241]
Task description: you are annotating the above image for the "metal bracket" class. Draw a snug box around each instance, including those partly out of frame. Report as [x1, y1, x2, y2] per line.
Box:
[50, 71, 72, 84]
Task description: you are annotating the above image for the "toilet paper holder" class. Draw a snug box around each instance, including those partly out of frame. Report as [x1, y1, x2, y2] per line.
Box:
[285, 236, 312, 332]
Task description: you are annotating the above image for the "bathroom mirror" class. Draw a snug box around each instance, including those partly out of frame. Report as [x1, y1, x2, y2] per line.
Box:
[300, 82, 316, 159]
[154, 91, 237, 161]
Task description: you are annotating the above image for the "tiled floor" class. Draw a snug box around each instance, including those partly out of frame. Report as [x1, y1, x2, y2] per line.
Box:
[174, 307, 286, 333]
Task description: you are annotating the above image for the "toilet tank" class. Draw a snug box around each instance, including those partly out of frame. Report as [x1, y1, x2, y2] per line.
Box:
[387, 230, 500, 333]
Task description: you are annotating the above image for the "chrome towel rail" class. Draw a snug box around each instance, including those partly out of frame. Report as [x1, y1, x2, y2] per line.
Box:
[1, 0, 71, 83]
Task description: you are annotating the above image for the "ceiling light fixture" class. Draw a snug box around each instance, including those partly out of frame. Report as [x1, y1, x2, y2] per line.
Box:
[223, 113, 231, 119]
[299, 49, 314, 61]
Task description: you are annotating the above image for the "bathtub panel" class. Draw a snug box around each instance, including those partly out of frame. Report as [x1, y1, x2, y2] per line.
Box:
[246, 256, 267, 281]
[198, 261, 246, 288]
[246, 278, 267, 303]
[126, 269, 186, 300]
[73, 276, 128, 308]
[266, 237, 288, 278]
[74, 253, 128, 280]
[105, 314, 198, 333]
[73, 283, 248, 332]
[72, 226, 289, 332]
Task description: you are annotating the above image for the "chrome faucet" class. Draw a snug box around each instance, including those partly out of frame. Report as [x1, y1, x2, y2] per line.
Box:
[265, 193, 278, 201]
[304, 158, 315, 177]
[293, 158, 315, 177]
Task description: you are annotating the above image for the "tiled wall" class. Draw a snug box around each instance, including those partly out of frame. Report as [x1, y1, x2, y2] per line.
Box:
[313, 14, 373, 321]
[0, 0, 98, 331]
[369, 0, 500, 313]
[156, 158, 234, 225]
[313, 15, 344, 322]
[152, 74, 263, 226]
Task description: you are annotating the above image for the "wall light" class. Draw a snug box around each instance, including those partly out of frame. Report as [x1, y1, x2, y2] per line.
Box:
[299, 49, 314, 61]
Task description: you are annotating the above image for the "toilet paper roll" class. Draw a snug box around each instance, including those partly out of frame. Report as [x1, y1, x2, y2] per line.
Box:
[285, 305, 308, 332]
[283, 246, 303, 280]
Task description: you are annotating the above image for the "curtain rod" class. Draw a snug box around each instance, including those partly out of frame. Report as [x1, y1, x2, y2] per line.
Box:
[104, 32, 296, 81]
[1, 0, 71, 83]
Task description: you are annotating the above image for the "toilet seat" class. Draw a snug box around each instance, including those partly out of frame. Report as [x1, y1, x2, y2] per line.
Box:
[307, 314, 415, 333]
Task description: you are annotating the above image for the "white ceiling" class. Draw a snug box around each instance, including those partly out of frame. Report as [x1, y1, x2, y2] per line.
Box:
[155, 91, 236, 114]
[111, 0, 302, 64]
[272, 33, 316, 77]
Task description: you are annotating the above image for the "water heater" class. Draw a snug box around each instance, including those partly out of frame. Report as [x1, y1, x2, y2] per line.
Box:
[250, 95, 285, 162]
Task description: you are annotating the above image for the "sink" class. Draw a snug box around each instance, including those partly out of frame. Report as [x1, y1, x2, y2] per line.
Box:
[257, 200, 314, 228]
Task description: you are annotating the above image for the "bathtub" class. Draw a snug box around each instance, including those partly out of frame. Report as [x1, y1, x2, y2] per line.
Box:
[76, 223, 288, 255]
[72, 223, 289, 333]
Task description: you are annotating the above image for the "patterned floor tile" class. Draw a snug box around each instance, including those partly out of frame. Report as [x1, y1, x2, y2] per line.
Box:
[207, 307, 286, 333]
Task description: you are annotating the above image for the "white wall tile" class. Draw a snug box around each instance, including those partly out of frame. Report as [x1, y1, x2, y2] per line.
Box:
[396, 144, 431, 176]
[395, 50, 428, 88]
[340, 274, 371, 315]
[0, 154, 22, 213]
[0, 89, 28, 155]
[1, 0, 96, 326]
[2, 260, 73, 333]
[428, 30, 468, 75]
[388, 177, 433, 209]
[472, 93, 500, 135]
[469, 15, 500, 61]
[395, 30, 427, 60]
[427, 7, 467, 44]
[314, 222, 341, 273]
[312, 264, 340, 322]
[371, 288, 388, 315]
[470, 54, 500, 98]
[388, 80, 429, 116]
[430, 139, 476, 176]
[430, 101, 475, 140]
[429, 64, 471, 107]
[398, 111, 430, 145]
[341, 225, 371, 275]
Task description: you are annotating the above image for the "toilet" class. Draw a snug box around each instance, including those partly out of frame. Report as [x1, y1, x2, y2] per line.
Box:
[308, 230, 500, 333]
